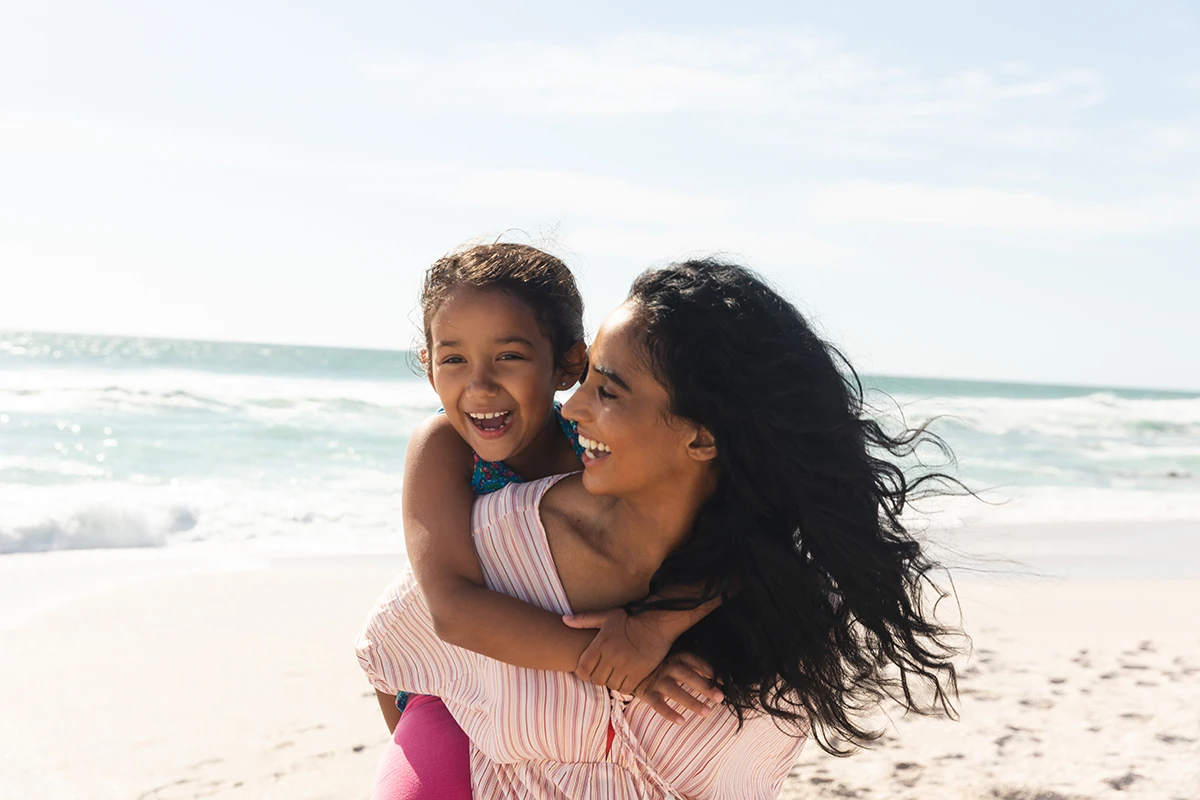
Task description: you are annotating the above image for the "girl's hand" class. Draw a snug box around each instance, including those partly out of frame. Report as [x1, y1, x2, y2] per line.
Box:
[632, 652, 724, 725]
[563, 608, 671, 693]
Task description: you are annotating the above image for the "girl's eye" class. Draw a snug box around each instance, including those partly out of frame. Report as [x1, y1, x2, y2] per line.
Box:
[597, 386, 616, 400]
[497, 353, 526, 361]
[441, 356, 466, 365]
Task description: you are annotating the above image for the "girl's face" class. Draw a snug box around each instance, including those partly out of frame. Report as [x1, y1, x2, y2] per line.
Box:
[563, 301, 715, 498]
[426, 286, 573, 464]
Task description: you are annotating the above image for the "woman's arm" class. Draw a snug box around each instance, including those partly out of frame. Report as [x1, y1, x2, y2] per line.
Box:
[404, 415, 594, 671]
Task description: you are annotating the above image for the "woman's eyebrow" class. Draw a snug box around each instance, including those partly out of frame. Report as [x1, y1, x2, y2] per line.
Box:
[593, 365, 630, 391]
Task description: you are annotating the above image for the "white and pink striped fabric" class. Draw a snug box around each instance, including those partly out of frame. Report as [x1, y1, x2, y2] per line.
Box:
[356, 475, 807, 799]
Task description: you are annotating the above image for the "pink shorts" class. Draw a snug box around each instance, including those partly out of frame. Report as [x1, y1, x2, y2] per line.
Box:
[371, 694, 471, 800]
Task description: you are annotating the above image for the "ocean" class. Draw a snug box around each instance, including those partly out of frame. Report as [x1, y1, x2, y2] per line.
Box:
[2, 329, 1198, 619]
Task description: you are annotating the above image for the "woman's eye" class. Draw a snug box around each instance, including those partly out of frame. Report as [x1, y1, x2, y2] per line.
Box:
[597, 386, 616, 400]
[497, 353, 526, 361]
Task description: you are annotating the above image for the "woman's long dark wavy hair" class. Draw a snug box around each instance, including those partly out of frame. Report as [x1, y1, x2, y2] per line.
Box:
[624, 258, 965, 755]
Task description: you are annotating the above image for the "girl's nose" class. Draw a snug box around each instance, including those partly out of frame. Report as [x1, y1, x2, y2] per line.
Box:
[467, 364, 500, 395]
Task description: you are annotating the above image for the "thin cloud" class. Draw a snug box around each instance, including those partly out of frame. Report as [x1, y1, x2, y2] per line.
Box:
[358, 31, 1107, 129]
[804, 181, 1198, 236]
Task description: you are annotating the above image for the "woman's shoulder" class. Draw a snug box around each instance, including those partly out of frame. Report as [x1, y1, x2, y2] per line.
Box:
[470, 473, 581, 612]
[470, 473, 578, 542]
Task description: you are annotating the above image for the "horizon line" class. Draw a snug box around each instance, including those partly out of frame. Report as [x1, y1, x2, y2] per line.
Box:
[3, 327, 1197, 397]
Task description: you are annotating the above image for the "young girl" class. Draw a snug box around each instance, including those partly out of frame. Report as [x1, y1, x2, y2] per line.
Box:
[366, 244, 721, 798]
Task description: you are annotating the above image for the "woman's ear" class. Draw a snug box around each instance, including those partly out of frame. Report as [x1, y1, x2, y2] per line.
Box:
[687, 426, 718, 462]
[556, 341, 588, 390]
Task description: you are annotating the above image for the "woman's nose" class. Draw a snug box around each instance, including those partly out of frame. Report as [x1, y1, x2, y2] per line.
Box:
[561, 387, 587, 423]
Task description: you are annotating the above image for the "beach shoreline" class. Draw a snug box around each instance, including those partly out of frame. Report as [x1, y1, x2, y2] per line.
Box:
[2, 543, 1197, 799]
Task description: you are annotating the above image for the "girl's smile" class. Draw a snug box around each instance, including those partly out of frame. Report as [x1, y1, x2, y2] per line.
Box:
[467, 410, 514, 438]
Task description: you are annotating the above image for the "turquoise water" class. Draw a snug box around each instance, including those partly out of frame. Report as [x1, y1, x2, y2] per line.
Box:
[2, 330, 1199, 557]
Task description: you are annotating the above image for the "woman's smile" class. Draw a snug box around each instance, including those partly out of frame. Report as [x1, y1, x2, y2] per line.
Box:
[577, 432, 613, 466]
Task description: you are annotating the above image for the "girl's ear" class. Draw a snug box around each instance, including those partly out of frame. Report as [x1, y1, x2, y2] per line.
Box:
[420, 349, 435, 391]
[556, 341, 588, 390]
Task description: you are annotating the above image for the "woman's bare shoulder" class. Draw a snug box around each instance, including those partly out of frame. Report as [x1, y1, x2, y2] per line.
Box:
[539, 476, 639, 611]
[539, 474, 600, 534]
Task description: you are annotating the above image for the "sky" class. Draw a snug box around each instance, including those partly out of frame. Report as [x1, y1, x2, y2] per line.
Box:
[1, 1, 1197, 390]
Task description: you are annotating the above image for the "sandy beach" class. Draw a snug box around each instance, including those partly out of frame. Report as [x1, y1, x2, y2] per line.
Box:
[2, 545, 1198, 800]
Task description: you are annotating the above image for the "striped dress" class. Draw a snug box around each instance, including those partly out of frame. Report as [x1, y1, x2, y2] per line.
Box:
[356, 475, 807, 799]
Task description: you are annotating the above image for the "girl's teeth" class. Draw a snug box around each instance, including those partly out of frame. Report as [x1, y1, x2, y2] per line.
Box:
[470, 412, 509, 420]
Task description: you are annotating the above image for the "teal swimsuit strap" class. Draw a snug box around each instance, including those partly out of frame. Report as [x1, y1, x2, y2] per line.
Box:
[555, 403, 586, 460]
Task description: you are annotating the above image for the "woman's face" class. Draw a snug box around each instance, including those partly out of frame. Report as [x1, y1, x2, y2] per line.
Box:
[563, 301, 713, 498]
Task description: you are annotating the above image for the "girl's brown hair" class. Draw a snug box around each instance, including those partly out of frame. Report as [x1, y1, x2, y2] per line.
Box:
[420, 243, 585, 371]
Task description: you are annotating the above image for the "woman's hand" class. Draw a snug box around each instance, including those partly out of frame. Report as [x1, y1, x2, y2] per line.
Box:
[563, 608, 672, 693]
[632, 652, 724, 725]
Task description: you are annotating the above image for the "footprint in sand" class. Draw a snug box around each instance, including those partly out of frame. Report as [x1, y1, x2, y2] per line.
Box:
[1104, 771, 1141, 791]
[136, 778, 193, 799]
[988, 788, 1090, 800]
[1156, 733, 1197, 745]
[1019, 698, 1055, 710]
[893, 761, 923, 788]
[994, 726, 1034, 753]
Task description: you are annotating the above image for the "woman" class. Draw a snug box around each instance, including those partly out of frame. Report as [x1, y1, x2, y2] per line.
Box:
[357, 259, 962, 798]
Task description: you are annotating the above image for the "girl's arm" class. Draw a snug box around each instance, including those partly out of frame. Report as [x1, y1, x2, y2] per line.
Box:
[405, 414, 723, 719]
[403, 414, 594, 671]
[564, 592, 722, 694]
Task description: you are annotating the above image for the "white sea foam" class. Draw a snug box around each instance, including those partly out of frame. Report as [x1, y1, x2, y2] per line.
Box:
[0, 477, 405, 556]
[0, 366, 438, 417]
[883, 391, 1200, 440]
[909, 484, 1200, 529]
